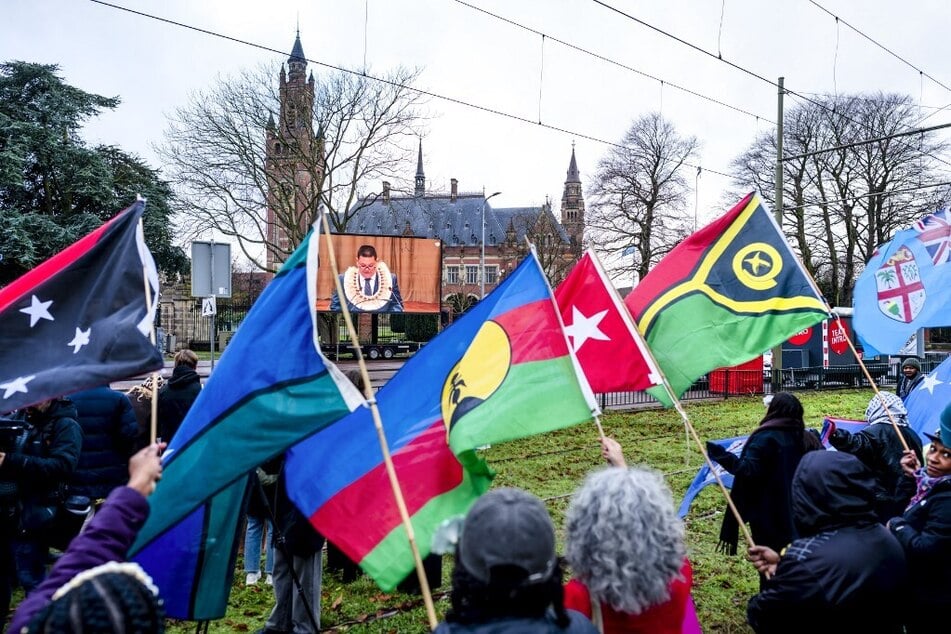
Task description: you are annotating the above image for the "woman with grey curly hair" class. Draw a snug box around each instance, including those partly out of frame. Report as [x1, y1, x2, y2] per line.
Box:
[563, 439, 694, 633]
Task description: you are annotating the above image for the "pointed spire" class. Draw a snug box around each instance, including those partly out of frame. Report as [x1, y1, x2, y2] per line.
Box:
[289, 30, 306, 65]
[415, 138, 425, 197]
[566, 142, 580, 183]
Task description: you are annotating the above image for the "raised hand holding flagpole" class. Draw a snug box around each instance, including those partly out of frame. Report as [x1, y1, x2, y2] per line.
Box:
[318, 208, 438, 630]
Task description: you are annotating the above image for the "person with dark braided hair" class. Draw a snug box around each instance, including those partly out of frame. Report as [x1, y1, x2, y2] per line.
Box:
[435, 487, 596, 633]
[9, 442, 165, 633]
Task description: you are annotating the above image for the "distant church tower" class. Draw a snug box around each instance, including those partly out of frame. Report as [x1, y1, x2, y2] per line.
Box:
[560, 144, 585, 249]
[265, 31, 321, 272]
[414, 139, 426, 197]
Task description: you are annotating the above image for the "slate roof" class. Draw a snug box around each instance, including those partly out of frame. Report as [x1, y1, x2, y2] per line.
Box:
[338, 195, 571, 247]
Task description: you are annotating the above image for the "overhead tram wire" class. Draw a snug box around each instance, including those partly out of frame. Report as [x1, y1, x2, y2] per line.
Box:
[807, 0, 951, 96]
[780, 180, 951, 213]
[453, 0, 772, 122]
[587, 0, 951, 175]
[781, 121, 951, 162]
[84, 0, 735, 180]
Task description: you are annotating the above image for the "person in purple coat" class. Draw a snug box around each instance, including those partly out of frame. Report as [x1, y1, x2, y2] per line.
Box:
[9, 442, 165, 633]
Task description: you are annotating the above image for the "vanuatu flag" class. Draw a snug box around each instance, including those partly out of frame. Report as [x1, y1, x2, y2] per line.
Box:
[130, 229, 363, 619]
[625, 192, 828, 405]
[286, 250, 597, 590]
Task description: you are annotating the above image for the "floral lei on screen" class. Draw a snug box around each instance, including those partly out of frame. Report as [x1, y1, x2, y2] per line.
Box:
[343, 261, 395, 311]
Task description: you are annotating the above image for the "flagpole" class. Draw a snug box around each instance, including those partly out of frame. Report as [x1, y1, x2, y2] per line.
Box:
[586, 249, 693, 464]
[830, 315, 912, 452]
[587, 249, 758, 554]
[318, 209, 439, 630]
[139, 218, 161, 445]
[526, 241, 603, 435]
[789, 252, 913, 453]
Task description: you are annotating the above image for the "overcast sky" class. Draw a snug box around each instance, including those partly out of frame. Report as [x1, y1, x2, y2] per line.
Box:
[4, 0, 951, 240]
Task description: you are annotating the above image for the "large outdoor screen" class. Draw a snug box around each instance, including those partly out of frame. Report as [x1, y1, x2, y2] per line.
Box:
[314, 233, 443, 314]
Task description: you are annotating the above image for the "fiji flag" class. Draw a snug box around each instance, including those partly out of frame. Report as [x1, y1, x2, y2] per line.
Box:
[854, 210, 951, 356]
[0, 201, 162, 414]
[904, 355, 951, 445]
[286, 250, 599, 590]
[130, 229, 363, 619]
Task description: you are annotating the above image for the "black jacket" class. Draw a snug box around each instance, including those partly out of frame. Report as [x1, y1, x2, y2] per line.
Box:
[747, 452, 907, 633]
[157, 365, 201, 441]
[1, 399, 83, 503]
[829, 423, 923, 520]
[712, 421, 809, 552]
[888, 476, 951, 610]
[896, 372, 925, 400]
[272, 465, 324, 558]
[68, 387, 138, 499]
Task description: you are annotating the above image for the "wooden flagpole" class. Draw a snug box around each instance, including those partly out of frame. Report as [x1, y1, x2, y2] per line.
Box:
[588, 249, 758, 552]
[318, 210, 438, 630]
[139, 217, 161, 445]
[790, 251, 912, 453]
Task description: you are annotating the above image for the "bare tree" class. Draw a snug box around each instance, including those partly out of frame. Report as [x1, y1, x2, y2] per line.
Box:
[158, 62, 427, 271]
[732, 92, 948, 305]
[586, 113, 699, 282]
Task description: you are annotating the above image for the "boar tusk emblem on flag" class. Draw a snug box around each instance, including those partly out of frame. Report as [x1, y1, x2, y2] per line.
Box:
[874, 246, 925, 323]
[732, 242, 782, 291]
[440, 320, 511, 433]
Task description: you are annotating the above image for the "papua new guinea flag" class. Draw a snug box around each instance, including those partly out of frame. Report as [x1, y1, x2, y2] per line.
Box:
[0, 201, 162, 414]
[286, 250, 598, 590]
[130, 229, 363, 619]
[853, 209, 951, 356]
[625, 193, 828, 406]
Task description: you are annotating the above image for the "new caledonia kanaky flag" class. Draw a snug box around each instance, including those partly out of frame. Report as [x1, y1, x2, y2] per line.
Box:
[286, 249, 599, 590]
[625, 192, 828, 405]
[0, 201, 162, 414]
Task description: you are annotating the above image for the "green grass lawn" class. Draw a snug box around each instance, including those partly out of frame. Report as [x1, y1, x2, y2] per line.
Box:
[157, 389, 872, 632]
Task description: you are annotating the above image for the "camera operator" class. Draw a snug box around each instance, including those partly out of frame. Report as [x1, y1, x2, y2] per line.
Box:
[0, 398, 82, 621]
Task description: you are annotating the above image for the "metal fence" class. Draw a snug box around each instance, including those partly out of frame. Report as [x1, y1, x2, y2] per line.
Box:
[595, 358, 946, 410]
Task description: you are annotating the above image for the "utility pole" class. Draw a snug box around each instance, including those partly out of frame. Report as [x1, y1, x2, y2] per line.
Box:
[772, 77, 785, 392]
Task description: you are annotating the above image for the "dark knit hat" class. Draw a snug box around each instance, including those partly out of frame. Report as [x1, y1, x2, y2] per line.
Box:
[25, 562, 165, 633]
[902, 357, 922, 371]
[925, 403, 951, 447]
[458, 488, 556, 585]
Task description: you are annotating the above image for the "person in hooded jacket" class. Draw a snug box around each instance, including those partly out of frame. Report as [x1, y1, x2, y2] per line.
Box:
[157, 349, 201, 442]
[746, 451, 907, 633]
[887, 406, 951, 633]
[705, 393, 821, 578]
[0, 397, 83, 618]
[828, 392, 923, 520]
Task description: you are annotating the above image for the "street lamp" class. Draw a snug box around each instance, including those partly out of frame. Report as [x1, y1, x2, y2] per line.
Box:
[481, 191, 502, 298]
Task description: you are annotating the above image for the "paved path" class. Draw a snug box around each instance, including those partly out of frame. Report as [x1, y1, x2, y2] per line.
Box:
[111, 358, 405, 392]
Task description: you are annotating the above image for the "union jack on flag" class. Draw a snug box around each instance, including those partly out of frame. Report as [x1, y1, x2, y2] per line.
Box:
[914, 209, 951, 265]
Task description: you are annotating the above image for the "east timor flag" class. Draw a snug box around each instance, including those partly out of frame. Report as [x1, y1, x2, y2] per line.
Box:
[286, 251, 597, 590]
[625, 193, 828, 405]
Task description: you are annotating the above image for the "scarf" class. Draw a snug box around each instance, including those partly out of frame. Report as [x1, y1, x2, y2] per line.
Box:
[865, 393, 909, 427]
[717, 416, 812, 555]
[907, 468, 951, 510]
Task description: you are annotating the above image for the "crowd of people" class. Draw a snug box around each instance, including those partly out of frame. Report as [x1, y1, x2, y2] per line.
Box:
[0, 351, 949, 633]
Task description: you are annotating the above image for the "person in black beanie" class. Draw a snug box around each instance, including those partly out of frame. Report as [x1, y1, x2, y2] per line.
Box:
[896, 357, 925, 401]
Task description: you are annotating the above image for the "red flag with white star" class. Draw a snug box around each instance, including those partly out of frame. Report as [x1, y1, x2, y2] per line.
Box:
[554, 250, 662, 393]
[0, 201, 163, 413]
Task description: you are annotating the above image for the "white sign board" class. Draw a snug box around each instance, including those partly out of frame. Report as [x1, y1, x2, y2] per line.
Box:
[191, 241, 232, 298]
[201, 296, 217, 317]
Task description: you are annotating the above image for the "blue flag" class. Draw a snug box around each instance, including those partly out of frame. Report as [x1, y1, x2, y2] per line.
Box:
[131, 230, 363, 619]
[904, 355, 951, 445]
[854, 209, 951, 356]
[678, 418, 868, 518]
